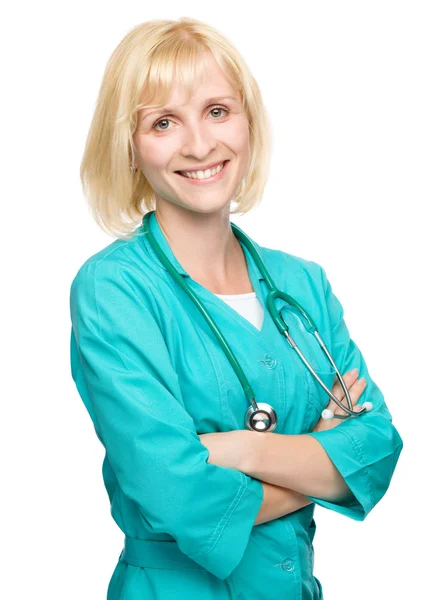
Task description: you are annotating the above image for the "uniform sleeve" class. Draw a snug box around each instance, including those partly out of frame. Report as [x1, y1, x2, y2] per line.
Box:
[69, 259, 264, 580]
[304, 264, 404, 521]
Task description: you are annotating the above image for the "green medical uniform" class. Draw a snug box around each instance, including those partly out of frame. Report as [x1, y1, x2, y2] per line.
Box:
[69, 210, 403, 599]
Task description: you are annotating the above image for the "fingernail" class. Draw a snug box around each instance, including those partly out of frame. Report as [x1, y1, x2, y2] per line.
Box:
[350, 368, 359, 375]
[357, 377, 366, 385]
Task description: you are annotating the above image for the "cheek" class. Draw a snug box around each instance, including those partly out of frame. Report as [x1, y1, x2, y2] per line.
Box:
[227, 117, 250, 156]
[135, 139, 171, 173]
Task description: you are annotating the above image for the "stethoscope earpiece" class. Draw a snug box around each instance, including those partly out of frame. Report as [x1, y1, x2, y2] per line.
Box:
[321, 409, 335, 421]
[322, 401, 374, 421]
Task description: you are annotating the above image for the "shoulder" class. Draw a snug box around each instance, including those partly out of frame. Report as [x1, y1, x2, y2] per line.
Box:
[249, 241, 343, 345]
[70, 228, 154, 290]
[69, 230, 174, 331]
[256, 243, 325, 288]
[69, 229, 162, 313]
[254, 243, 332, 331]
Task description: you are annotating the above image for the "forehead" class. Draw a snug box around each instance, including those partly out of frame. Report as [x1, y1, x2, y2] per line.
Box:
[139, 50, 242, 111]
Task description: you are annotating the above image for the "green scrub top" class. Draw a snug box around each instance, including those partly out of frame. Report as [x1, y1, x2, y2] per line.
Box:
[69, 210, 403, 600]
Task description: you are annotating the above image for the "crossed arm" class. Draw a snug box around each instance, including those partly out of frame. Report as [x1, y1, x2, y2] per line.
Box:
[249, 432, 354, 525]
[199, 429, 354, 526]
[243, 431, 353, 500]
[198, 369, 369, 525]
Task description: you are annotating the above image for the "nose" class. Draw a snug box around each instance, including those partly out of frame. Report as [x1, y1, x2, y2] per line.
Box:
[180, 119, 218, 159]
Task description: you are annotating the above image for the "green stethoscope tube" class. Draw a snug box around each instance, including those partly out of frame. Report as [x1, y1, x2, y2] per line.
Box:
[142, 211, 371, 433]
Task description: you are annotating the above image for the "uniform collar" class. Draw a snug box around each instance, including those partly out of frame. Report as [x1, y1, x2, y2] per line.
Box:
[143, 210, 264, 282]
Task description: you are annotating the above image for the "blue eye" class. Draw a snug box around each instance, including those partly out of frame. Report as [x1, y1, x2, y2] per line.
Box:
[152, 106, 230, 132]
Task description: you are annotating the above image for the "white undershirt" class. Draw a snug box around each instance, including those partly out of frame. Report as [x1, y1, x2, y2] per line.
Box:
[215, 291, 264, 331]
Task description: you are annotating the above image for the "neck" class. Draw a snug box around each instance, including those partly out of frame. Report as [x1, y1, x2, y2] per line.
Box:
[154, 202, 247, 290]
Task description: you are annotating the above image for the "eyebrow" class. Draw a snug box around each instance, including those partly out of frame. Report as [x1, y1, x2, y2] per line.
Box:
[141, 96, 238, 121]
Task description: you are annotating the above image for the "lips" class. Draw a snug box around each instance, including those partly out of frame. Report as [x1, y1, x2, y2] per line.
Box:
[175, 160, 228, 177]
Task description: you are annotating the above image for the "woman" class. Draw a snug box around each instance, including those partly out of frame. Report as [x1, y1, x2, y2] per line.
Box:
[70, 17, 404, 600]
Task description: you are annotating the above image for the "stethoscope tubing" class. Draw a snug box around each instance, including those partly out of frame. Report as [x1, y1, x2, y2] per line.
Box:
[143, 213, 256, 404]
[231, 221, 367, 421]
[142, 212, 367, 426]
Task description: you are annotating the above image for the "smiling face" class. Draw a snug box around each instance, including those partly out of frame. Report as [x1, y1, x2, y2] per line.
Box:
[132, 51, 251, 215]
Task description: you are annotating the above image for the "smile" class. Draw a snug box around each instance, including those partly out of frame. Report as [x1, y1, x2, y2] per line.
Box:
[175, 160, 230, 185]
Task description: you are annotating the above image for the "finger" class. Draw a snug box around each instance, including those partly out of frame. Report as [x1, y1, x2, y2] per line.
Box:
[325, 371, 366, 417]
[325, 369, 359, 414]
[335, 379, 367, 417]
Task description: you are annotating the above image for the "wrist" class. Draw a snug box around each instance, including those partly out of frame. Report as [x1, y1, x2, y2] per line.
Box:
[238, 429, 265, 475]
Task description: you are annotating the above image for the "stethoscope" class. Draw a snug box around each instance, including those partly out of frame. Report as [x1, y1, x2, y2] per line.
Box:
[142, 211, 373, 433]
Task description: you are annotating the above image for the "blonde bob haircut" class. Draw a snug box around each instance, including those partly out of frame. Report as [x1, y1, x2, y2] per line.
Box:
[80, 17, 272, 239]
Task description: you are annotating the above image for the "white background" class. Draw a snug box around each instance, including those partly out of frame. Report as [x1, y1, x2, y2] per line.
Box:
[2, 1, 432, 598]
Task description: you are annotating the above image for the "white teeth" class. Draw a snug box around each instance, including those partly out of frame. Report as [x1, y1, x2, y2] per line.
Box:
[180, 161, 225, 179]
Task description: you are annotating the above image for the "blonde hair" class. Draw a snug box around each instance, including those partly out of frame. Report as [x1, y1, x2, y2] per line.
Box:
[80, 17, 273, 239]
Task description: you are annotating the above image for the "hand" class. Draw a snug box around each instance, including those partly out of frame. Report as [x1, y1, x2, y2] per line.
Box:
[198, 430, 249, 471]
[312, 368, 367, 433]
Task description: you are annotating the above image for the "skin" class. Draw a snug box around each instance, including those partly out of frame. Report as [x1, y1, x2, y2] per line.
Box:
[199, 368, 367, 502]
[132, 50, 252, 293]
[132, 50, 367, 508]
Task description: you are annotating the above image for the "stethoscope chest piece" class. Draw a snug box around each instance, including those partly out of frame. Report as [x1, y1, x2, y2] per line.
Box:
[245, 402, 278, 432]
